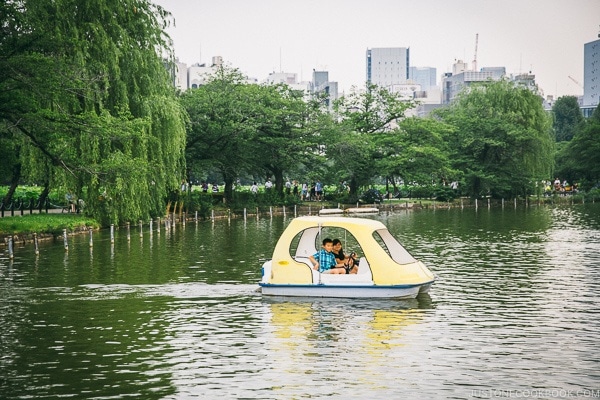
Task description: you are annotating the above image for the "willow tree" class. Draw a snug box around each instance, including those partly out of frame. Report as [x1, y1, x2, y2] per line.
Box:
[0, 0, 186, 225]
[436, 80, 554, 198]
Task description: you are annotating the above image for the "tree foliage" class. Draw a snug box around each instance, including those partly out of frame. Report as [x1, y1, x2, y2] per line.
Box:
[376, 117, 454, 190]
[436, 80, 554, 198]
[331, 84, 415, 195]
[0, 0, 186, 225]
[555, 103, 600, 189]
[181, 66, 325, 202]
[552, 96, 584, 142]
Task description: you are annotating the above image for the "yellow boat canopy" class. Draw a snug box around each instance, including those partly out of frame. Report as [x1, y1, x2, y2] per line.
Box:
[268, 216, 434, 286]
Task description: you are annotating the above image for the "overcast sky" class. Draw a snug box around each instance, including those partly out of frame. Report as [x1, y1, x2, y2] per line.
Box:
[154, 0, 600, 99]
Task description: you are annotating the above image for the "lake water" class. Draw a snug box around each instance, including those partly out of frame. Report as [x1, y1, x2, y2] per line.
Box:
[1, 204, 599, 399]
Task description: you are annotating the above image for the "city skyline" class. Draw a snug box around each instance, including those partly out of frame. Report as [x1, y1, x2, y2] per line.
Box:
[155, 0, 600, 99]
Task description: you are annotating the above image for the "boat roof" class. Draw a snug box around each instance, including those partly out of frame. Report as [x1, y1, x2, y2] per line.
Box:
[287, 216, 387, 232]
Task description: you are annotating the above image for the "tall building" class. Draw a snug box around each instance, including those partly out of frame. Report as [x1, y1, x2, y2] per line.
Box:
[409, 67, 436, 91]
[310, 70, 338, 107]
[366, 47, 410, 88]
[583, 38, 600, 107]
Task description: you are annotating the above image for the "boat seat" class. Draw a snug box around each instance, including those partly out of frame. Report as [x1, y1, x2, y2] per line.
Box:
[356, 257, 372, 280]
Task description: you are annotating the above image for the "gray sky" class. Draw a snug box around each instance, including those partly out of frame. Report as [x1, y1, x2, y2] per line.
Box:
[155, 0, 600, 99]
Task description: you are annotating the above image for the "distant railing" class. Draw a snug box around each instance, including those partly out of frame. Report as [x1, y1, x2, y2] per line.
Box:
[0, 198, 56, 217]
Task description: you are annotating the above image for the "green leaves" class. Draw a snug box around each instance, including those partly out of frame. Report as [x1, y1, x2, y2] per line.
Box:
[437, 80, 554, 198]
[1, 0, 186, 225]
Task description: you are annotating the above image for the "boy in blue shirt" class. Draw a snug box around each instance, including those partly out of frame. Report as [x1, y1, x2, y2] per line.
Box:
[309, 238, 346, 274]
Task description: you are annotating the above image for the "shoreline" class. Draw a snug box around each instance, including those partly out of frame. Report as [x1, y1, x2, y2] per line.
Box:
[1, 197, 594, 247]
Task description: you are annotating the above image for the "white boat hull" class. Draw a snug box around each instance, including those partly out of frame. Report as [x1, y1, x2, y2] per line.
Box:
[259, 283, 426, 299]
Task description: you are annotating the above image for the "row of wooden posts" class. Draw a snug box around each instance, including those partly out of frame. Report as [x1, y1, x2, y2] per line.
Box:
[4, 204, 313, 260]
[4, 196, 591, 259]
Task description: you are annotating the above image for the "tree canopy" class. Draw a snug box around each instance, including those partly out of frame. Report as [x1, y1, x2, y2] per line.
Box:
[552, 96, 584, 142]
[1, 0, 186, 225]
[436, 80, 554, 198]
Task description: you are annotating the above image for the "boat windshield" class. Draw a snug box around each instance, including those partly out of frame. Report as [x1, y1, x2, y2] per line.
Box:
[373, 229, 417, 264]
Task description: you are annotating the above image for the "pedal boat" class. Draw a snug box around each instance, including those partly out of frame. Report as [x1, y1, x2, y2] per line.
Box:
[258, 216, 435, 298]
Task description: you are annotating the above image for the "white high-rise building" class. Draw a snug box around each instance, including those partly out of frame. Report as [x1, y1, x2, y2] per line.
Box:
[366, 47, 410, 88]
[584, 38, 600, 107]
[174, 60, 188, 91]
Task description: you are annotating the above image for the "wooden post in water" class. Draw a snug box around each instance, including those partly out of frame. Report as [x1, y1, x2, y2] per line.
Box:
[110, 224, 114, 243]
[475, 198, 478, 210]
[34, 233, 39, 255]
[282, 206, 286, 217]
[294, 204, 297, 217]
[461, 198, 464, 209]
[502, 198, 505, 209]
[139, 220, 143, 238]
[8, 236, 14, 259]
[89, 228, 93, 247]
[127, 222, 131, 241]
[269, 206, 273, 218]
[149, 219, 153, 235]
[514, 198, 517, 209]
[211, 210, 215, 220]
[63, 229, 68, 251]
[488, 198, 490, 209]
[243, 208, 247, 221]
[195, 211, 198, 222]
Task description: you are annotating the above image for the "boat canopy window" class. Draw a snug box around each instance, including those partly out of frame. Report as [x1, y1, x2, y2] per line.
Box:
[291, 226, 363, 259]
[373, 229, 416, 264]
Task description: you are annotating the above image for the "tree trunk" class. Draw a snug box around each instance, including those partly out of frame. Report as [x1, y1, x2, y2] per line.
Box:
[2, 162, 21, 208]
[38, 180, 50, 209]
[223, 175, 235, 204]
[273, 168, 284, 197]
[348, 176, 359, 197]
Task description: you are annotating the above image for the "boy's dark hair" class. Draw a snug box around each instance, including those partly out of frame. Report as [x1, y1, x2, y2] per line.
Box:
[322, 238, 333, 245]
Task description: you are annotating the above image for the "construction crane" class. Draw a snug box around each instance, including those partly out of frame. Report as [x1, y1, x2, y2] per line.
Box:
[568, 75, 583, 89]
[472, 33, 479, 72]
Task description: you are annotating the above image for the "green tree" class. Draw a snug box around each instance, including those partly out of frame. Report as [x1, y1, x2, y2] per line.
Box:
[181, 67, 261, 203]
[254, 86, 331, 197]
[555, 103, 600, 189]
[332, 84, 415, 196]
[437, 80, 554, 198]
[0, 0, 186, 225]
[376, 117, 454, 192]
[552, 96, 584, 142]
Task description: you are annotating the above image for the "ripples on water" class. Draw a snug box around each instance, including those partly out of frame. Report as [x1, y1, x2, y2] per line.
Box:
[1, 205, 599, 399]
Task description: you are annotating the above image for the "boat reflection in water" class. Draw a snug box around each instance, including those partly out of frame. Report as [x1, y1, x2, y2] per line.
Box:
[261, 294, 434, 391]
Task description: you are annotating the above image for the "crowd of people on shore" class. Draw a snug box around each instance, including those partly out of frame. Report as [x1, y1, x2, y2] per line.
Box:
[545, 178, 577, 196]
[183, 178, 336, 202]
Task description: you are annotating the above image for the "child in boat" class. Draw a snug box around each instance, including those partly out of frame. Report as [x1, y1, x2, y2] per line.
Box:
[332, 239, 359, 274]
[309, 238, 346, 274]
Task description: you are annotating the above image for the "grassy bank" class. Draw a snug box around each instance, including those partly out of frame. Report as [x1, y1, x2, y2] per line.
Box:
[0, 214, 100, 238]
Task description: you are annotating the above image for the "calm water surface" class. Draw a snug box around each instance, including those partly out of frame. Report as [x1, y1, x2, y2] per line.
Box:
[1, 205, 599, 399]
